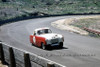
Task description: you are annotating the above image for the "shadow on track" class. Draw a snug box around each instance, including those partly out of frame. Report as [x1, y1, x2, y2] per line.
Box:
[31, 43, 68, 51]
[49, 46, 68, 51]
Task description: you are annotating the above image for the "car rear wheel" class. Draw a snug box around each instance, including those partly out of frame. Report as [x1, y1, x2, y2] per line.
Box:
[41, 43, 46, 50]
[31, 43, 34, 46]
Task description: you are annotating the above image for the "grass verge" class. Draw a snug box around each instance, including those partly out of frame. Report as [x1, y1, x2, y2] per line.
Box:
[71, 17, 100, 38]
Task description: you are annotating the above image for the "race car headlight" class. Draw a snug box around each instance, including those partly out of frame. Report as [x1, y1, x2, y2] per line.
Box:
[46, 39, 48, 42]
[46, 39, 49, 44]
[46, 39, 51, 44]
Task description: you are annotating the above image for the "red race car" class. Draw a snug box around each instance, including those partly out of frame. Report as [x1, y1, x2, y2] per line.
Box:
[30, 27, 64, 50]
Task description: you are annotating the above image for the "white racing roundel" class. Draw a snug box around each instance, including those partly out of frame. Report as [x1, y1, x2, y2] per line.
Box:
[33, 37, 36, 43]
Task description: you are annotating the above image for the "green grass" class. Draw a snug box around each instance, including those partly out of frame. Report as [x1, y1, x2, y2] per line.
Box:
[71, 18, 100, 28]
[71, 18, 100, 37]
[0, 0, 100, 21]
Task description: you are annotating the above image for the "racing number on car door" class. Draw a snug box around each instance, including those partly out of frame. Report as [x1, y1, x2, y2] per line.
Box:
[33, 36, 36, 44]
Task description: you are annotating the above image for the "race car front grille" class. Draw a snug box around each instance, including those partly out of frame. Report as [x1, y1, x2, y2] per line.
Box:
[51, 38, 58, 44]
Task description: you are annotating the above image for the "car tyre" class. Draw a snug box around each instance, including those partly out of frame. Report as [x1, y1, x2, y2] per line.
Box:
[47, 45, 52, 50]
[31, 43, 34, 46]
[41, 43, 46, 50]
[59, 42, 63, 48]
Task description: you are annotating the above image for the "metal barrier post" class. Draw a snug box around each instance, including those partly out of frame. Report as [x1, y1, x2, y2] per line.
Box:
[0, 42, 5, 64]
[9, 47, 16, 67]
[24, 53, 31, 67]
[47, 62, 54, 67]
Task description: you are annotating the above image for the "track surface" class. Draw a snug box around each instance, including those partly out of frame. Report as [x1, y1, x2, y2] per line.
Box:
[0, 15, 100, 67]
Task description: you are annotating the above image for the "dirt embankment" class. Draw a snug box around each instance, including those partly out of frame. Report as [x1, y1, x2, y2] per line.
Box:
[51, 15, 100, 35]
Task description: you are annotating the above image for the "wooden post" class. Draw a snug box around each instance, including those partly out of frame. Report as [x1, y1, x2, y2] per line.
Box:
[0, 43, 5, 64]
[47, 62, 54, 67]
[24, 53, 31, 67]
[9, 47, 16, 67]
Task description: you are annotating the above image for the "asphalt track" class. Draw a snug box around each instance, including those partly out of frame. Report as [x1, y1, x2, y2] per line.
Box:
[0, 15, 100, 67]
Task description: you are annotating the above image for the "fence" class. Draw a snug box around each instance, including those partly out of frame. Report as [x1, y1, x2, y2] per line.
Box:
[0, 42, 66, 67]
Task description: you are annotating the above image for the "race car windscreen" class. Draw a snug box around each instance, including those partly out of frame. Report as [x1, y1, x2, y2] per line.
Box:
[37, 29, 52, 35]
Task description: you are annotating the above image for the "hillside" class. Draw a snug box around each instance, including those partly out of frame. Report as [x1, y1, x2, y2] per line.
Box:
[0, 0, 100, 21]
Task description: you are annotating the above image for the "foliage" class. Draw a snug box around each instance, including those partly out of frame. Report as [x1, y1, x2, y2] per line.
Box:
[0, 0, 100, 21]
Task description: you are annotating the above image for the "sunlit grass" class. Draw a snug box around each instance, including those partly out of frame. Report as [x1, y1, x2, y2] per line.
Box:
[71, 18, 100, 37]
[0, 0, 100, 21]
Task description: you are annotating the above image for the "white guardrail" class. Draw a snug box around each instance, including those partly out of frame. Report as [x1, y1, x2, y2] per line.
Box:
[0, 42, 66, 67]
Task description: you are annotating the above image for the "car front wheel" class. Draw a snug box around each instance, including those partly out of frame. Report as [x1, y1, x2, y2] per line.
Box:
[59, 42, 63, 48]
[41, 43, 46, 50]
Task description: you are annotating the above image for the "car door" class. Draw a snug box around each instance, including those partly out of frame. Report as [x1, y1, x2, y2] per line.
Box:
[33, 35, 42, 47]
[33, 31, 40, 46]
[32, 31, 37, 45]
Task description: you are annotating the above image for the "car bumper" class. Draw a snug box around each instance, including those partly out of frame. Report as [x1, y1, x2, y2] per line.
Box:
[47, 43, 59, 47]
